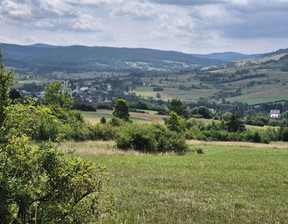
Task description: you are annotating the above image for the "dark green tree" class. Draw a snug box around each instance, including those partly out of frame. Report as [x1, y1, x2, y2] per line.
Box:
[198, 106, 213, 119]
[136, 100, 148, 110]
[169, 98, 188, 119]
[281, 127, 288, 141]
[226, 114, 245, 132]
[9, 88, 21, 101]
[113, 98, 130, 121]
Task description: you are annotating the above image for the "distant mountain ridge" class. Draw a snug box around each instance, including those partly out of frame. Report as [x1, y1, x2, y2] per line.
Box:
[193, 52, 263, 62]
[0, 43, 222, 73]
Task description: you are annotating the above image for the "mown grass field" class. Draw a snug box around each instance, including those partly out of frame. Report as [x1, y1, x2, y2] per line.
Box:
[82, 109, 166, 125]
[60, 140, 288, 223]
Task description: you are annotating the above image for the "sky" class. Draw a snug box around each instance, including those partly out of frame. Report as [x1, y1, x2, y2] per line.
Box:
[1, 0, 288, 54]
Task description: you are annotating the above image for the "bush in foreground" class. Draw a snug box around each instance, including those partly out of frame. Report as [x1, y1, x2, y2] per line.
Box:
[115, 123, 188, 154]
[0, 137, 113, 223]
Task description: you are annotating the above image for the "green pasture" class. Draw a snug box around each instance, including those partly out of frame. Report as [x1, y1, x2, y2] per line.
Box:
[82, 110, 162, 125]
[132, 87, 158, 98]
[133, 109, 159, 114]
[80, 144, 288, 223]
[245, 125, 271, 130]
[237, 94, 288, 105]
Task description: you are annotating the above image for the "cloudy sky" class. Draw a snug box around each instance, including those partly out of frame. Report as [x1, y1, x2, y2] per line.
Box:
[1, 0, 288, 54]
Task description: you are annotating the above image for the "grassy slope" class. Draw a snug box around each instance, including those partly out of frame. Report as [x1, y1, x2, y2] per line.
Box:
[82, 109, 166, 125]
[62, 141, 288, 223]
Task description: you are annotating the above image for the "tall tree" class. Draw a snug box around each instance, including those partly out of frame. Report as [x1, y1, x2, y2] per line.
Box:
[226, 114, 245, 132]
[113, 98, 130, 121]
[169, 98, 188, 119]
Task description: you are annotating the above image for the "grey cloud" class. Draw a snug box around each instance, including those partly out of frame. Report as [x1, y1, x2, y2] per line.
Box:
[0, 0, 32, 20]
[148, 0, 227, 6]
[220, 12, 288, 39]
[0, 0, 103, 32]
[186, 0, 288, 40]
[71, 14, 104, 32]
[64, 0, 123, 7]
[111, 1, 159, 20]
[222, 1, 288, 38]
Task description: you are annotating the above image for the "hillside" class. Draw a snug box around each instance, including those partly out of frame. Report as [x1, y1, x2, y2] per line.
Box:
[3, 42, 288, 105]
[199, 49, 288, 104]
[193, 52, 263, 62]
[0, 43, 221, 73]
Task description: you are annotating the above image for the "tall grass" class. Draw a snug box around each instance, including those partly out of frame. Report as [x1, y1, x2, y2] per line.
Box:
[72, 141, 288, 223]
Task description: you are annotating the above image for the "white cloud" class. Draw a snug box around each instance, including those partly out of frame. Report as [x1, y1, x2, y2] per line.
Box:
[111, 1, 160, 20]
[65, 0, 123, 7]
[23, 35, 37, 44]
[0, 0, 288, 54]
[0, 0, 32, 20]
[39, 0, 76, 17]
[71, 14, 104, 32]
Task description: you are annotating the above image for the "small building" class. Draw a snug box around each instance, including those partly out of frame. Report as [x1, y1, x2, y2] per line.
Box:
[270, 109, 280, 119]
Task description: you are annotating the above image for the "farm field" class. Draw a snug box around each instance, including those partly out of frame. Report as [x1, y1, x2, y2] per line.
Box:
[60, 140, 288, 223]
[82, 109, 166, 125]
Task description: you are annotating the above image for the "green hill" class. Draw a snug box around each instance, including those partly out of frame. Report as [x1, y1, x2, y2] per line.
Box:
[199, 49, 288, 104]
[0, 43, 221, 73]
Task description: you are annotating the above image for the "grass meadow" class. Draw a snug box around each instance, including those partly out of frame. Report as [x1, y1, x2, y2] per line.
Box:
[82, 110, 166, 125]
[60, 140, 288, 223]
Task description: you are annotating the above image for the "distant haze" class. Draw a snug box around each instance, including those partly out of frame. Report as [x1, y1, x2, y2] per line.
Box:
[1, 0, 288, 54]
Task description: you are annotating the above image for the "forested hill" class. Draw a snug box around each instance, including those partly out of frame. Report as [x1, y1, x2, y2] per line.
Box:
[193, 52, 263, 62]
[0, 43, 221, 72]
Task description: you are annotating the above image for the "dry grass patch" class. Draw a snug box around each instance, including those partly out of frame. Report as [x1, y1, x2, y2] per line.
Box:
[130, 112, 166, 123]
[59, 140, 145, 156]
[235, 53, 288, 66]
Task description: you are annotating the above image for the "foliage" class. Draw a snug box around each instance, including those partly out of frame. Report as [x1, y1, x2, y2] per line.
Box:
[226, 114, 245, 132]
[0, 53, 15, 125]
[115, 123, 188, 154]
[9, 88, 21, 101]
[109, 116, 125, 127]
[190, 106, 213, 119]
[169, 98, 188, 119]
[0, 57, 113, 223]
[245, 112, 269, 127]
[100, 116, 107, 124]
[73, 101, 96, 111]
[165, 111, 187, 133]
[43, 82, 73, 109]
[112, 98, 130, 121]
[281, 127, 288, 141]
[89, 123, 115, 141]
[0, 137, 112, 223]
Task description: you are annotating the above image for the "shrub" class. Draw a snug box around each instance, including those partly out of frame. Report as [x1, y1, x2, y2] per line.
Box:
[109, 117, 125, 126]
[166, 130, 188, 154]
[100, 117, 107, 124]
[0, 137, 113, 223]
[89, 124, 115, 141]
[281, 127, 288, 141]
[115, 123, 188, 154]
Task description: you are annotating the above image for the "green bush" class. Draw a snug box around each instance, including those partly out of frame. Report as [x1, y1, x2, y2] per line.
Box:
[115, 123, 188, 154]
[0, 136, 113, 223]
[89, 124, 115, 141]
[166, 131, 188, 154]
[109, 116, 125, 126]
[281, 127, 288, 141]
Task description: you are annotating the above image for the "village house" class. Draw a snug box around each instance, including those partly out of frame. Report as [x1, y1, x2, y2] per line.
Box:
[270, 109, 280, 119]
